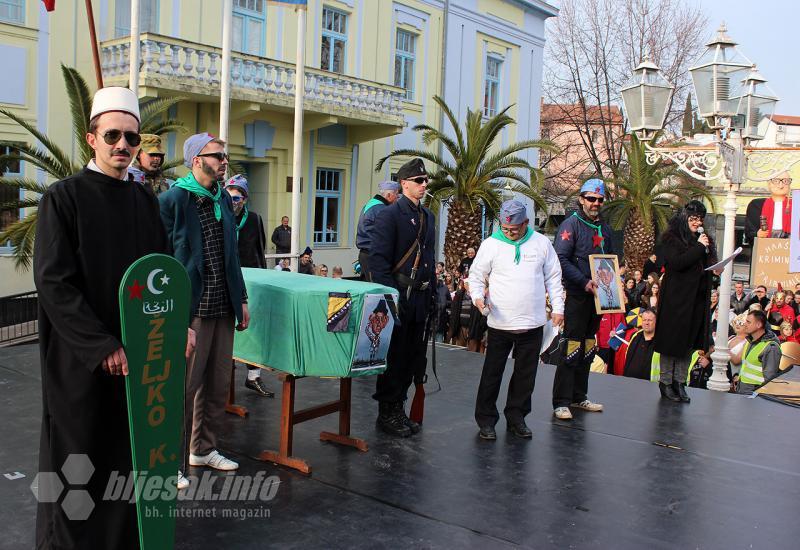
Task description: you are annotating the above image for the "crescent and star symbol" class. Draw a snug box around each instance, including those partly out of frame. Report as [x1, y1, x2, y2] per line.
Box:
[146, 269, 171, 295]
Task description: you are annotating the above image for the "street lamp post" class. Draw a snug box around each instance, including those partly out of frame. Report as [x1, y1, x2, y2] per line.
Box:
[619, 23, 798, 392]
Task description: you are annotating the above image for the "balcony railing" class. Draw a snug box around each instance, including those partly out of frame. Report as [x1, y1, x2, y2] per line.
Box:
[101, 34, 406, 125]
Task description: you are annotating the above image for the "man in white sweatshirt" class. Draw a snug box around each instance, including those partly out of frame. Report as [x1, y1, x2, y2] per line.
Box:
[468, 200, 565, 440]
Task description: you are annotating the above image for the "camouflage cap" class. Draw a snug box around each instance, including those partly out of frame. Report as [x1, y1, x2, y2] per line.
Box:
[139, 134, 165, 155]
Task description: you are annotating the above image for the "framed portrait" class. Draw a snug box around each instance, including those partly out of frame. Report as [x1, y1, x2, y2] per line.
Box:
[589, 254, 625, 314]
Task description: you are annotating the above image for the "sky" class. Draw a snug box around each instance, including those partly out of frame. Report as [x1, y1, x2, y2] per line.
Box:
[698, 0, 800, 116]
[543, 0, 800, 115]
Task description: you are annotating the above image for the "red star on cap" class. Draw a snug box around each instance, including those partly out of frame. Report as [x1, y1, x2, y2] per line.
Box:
[127, 280, 145, 300]
[560, 230, 571, 241]
[592, 234, 604, 248]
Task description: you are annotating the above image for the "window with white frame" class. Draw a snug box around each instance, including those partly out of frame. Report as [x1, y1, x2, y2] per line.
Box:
[314, 168, 342, 245]
[394, 30, 416, 100]
[321, 7, 347, 73]
[483, 56, 502, 117]
[115, 0, 159, 37]
[0, 0, 24, 25]
[233, 0, 266, 56]
[0, 144, 22, 235]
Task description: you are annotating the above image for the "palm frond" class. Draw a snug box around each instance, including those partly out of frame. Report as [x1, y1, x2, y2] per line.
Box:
[61, 64, 93, 165]
[0, 213, 37, 271]
[0, 110, 75, 176]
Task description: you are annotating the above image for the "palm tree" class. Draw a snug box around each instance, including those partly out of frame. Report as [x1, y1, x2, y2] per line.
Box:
[376, 95, 557, 270]
[0, 64, 186, 270]
[603, 134, 715, 273]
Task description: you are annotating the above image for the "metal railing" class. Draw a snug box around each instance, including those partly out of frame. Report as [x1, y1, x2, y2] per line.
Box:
[0, 291, 38, 345]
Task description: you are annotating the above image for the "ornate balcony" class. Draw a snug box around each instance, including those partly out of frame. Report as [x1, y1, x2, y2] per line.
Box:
[100, 33, 406, 132]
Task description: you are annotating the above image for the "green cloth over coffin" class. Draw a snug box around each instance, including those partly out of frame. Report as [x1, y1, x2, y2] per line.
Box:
[233, 268, 399, 377]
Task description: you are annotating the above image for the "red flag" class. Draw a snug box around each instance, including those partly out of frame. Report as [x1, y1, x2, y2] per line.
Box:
[42, 0, 55, 11]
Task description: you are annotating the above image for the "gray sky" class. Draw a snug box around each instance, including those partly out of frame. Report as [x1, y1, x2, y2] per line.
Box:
[698, 0, 800, 116]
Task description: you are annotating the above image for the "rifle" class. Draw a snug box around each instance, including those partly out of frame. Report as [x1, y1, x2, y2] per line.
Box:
[409, 285, 442, 424]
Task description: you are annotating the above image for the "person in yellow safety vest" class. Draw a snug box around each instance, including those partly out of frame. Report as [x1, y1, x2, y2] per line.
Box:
[738, 309, 782, 394]
[650, 350, 696, 386]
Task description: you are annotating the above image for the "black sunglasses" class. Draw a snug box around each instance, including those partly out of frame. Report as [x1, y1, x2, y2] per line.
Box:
[198, 152, 229, 162]
[100, 129, 141, 147]
[582, 195, 604, 204]
[408, 176, 429, 185]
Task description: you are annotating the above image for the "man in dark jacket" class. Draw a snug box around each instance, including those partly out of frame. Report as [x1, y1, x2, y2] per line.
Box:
[653, 200, 718, 403]
[731, 281, 750, 315]
[552, 178, 615, 420]
[369, 158, 436, 437]
[160, 133, 250, 486]
[271, 215, 291, 264]
[224, 175, 274, 398]
[356, 181, 400, 280]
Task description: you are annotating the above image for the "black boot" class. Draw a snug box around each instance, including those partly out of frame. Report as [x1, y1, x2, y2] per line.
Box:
[661, 382, 681, 402]
[674, 381, 691, 403]
[658, 382, 668, 398]
[395, 402, 421, 434]
[376, 402, 411, 437]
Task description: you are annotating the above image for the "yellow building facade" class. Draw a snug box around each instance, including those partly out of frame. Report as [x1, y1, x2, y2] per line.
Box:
[0, 0, 557, 293]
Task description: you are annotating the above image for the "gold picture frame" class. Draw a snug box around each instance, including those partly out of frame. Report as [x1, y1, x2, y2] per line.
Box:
[589, 254, 625, 314]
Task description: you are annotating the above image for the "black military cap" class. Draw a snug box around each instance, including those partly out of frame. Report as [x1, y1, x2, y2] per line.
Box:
[396, 158, 427, 182]
[373, 299, 388, 315]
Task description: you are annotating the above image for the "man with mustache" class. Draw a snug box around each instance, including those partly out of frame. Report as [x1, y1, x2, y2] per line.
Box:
[34, 87, 196, 549]
[159, 133, 250, 488]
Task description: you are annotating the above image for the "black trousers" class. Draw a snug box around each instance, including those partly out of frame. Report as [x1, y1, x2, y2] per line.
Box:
[475, 326, 544, 427]
[373, 307, 428, 404]
[552, 291, 601, 408]
[359, 250, 371, 281]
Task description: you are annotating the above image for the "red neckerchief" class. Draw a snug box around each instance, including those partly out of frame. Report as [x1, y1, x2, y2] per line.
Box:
[760, 197, 792, 233]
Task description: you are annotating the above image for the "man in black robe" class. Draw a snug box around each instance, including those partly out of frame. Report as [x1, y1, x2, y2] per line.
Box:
[34, 87, 193, 549]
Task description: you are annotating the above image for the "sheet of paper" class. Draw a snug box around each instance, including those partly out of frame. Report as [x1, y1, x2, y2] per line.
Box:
[705, 247, 743, 272]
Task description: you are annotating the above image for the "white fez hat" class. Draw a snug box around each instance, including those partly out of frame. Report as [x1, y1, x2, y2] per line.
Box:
[89, 87, 140, 122]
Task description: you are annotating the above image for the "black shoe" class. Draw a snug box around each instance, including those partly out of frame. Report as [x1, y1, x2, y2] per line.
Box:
[245, 377, 275, 398]
[478, 426, 497, 440]
[662, 382, 681, 402]
[376, 402, 411, 437]
[658, 382, 668, 398]
[507, 421, 533, 439]
[675, 382, 691, 403]
[394, 402, 421, 434]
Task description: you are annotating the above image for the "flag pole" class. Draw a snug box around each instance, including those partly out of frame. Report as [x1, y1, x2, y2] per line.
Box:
[129, 0, 140, 96]
[289, 6, 306, 272]
[83, 0, 104, 88]
[219, 0, 234, 148]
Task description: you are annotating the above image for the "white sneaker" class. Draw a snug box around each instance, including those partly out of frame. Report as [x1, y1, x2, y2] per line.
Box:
[553, 407, 573, 420]
[189, 450, 239, 471]
[571, 399, 604, 412]
[177, 470, 189, 490]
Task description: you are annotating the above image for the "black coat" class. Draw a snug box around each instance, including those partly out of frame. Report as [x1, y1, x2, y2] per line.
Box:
[653, 229, 718, 357]
[236, 209, 267, 269]
[369, 194, 436, 323]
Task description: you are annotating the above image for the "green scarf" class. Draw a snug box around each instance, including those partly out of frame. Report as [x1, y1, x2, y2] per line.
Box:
[174, 173, 222, 221]
[572, 211, 605, 253]
[491, 226, 534, 264]
[235, 205, 249, 236]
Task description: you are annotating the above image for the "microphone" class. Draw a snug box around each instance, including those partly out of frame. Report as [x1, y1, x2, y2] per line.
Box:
[697, 226, 709, 253]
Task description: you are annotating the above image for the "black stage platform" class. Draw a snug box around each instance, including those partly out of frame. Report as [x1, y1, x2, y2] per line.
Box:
[2, 343, 799, 549]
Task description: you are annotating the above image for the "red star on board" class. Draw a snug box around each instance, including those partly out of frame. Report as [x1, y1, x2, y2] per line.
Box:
[127, 280, 145, 300]
[560, 230, 571, 241]
[592, 234, 604, 248]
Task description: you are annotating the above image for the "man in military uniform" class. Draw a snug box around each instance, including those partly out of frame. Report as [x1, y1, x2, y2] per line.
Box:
[357, 180, 400, 280]
[552, 178, 616, 420]
[369, 158, 436, 437]
[132, 133, 172, 195]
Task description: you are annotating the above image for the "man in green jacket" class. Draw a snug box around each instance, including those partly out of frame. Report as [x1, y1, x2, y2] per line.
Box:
[159, 133, 250, 488]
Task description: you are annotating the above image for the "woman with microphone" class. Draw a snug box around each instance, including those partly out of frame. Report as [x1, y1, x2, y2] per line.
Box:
[652, 201, 719, 403]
